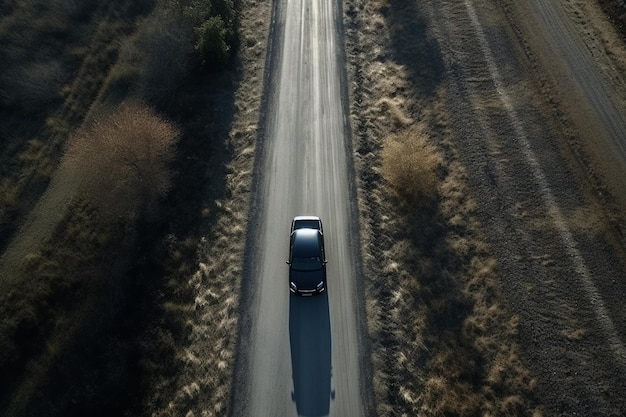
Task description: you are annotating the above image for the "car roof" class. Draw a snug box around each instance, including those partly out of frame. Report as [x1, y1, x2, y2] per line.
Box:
[292, 228, 322, 255]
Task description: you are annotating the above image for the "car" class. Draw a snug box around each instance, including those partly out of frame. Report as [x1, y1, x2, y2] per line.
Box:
[287, 216, 327, 295]
[291, 215, 324, 234]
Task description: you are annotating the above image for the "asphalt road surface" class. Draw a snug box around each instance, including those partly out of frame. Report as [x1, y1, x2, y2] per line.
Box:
[233, 0, 366, 415]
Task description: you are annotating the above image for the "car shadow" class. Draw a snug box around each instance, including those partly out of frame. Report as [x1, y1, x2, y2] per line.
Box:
[289, 292, 334, 417]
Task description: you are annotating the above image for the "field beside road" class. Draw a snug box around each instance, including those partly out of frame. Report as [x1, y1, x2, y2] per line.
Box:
[345, 0, 626, 415]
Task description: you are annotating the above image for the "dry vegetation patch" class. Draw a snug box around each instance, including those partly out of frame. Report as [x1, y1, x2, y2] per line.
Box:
[381, 125, 441, 206]
[0, 0, 152, 251]
[64, 102, 180, 220]
[119, 0, 270, 415]
[0, 0, 251, 414]
[344, 0, 542, 414]
[371, 128, 539, 415]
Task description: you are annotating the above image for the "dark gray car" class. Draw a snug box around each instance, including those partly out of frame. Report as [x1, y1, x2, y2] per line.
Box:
[287, 216, 327, 296]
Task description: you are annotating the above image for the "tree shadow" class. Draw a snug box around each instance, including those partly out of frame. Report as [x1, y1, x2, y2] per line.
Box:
[289, 292, 334, 417]
[385, 0, 444, 97]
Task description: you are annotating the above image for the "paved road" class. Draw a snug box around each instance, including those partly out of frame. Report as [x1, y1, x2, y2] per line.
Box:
[233, 0, 365, 415]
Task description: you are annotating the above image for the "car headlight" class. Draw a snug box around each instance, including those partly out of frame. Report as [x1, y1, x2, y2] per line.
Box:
[316, 281, 324, 290]
[290, 282, 297, 292]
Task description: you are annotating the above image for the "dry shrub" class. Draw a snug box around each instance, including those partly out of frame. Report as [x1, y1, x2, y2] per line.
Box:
[367, 131, 541, 416]
[421, 374, 480, 416]
[381, 125, 442, 206]
[105, 5, 195, 104]
[64, 101, 180, 220]
[377, 97, 413, 127]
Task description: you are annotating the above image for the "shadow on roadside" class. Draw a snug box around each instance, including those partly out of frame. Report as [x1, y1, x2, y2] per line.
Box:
[387, 0, 444, 97]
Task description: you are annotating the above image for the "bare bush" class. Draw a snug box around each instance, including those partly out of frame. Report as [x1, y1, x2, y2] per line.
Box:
[381, 125, 442, 206]
[63, 102, 180, 220]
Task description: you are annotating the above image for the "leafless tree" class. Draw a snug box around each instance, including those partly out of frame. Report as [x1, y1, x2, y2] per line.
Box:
[64, 101, 180, 220]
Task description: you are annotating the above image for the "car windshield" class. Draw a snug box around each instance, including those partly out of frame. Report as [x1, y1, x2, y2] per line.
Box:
[291, 256, 323, 271]
[294, 220, 320, 230]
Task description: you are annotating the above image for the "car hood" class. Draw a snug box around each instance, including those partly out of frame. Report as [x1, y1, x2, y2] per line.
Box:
[289, 268, 325, 290]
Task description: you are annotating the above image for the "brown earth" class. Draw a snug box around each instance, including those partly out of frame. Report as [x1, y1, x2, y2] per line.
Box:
[343, 0, 626, 415]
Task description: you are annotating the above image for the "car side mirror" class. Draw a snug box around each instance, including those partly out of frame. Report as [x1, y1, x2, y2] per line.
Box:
[286, 261, 291, 265]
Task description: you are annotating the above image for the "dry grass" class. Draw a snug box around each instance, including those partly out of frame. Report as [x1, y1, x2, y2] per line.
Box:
[106, 0, 269, 414]
[0, 0, 150, 251]
[0, 200, 128, 416]
[345, 0, 542, 414]
[365, 109, 541, 416]
[0, 0, 246, 414]
[381, 125, 442, 207]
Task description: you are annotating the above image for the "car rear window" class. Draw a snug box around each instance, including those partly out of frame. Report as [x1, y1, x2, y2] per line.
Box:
[294, 220, 319, 230]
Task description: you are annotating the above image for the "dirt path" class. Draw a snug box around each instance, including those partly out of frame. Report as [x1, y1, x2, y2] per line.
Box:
[343, 0, 626, 415]
[435, 2, 626, 415]
[0, 164, 77, 291]
[421, 0, 626, 415]
[507, 0, 626, 221]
